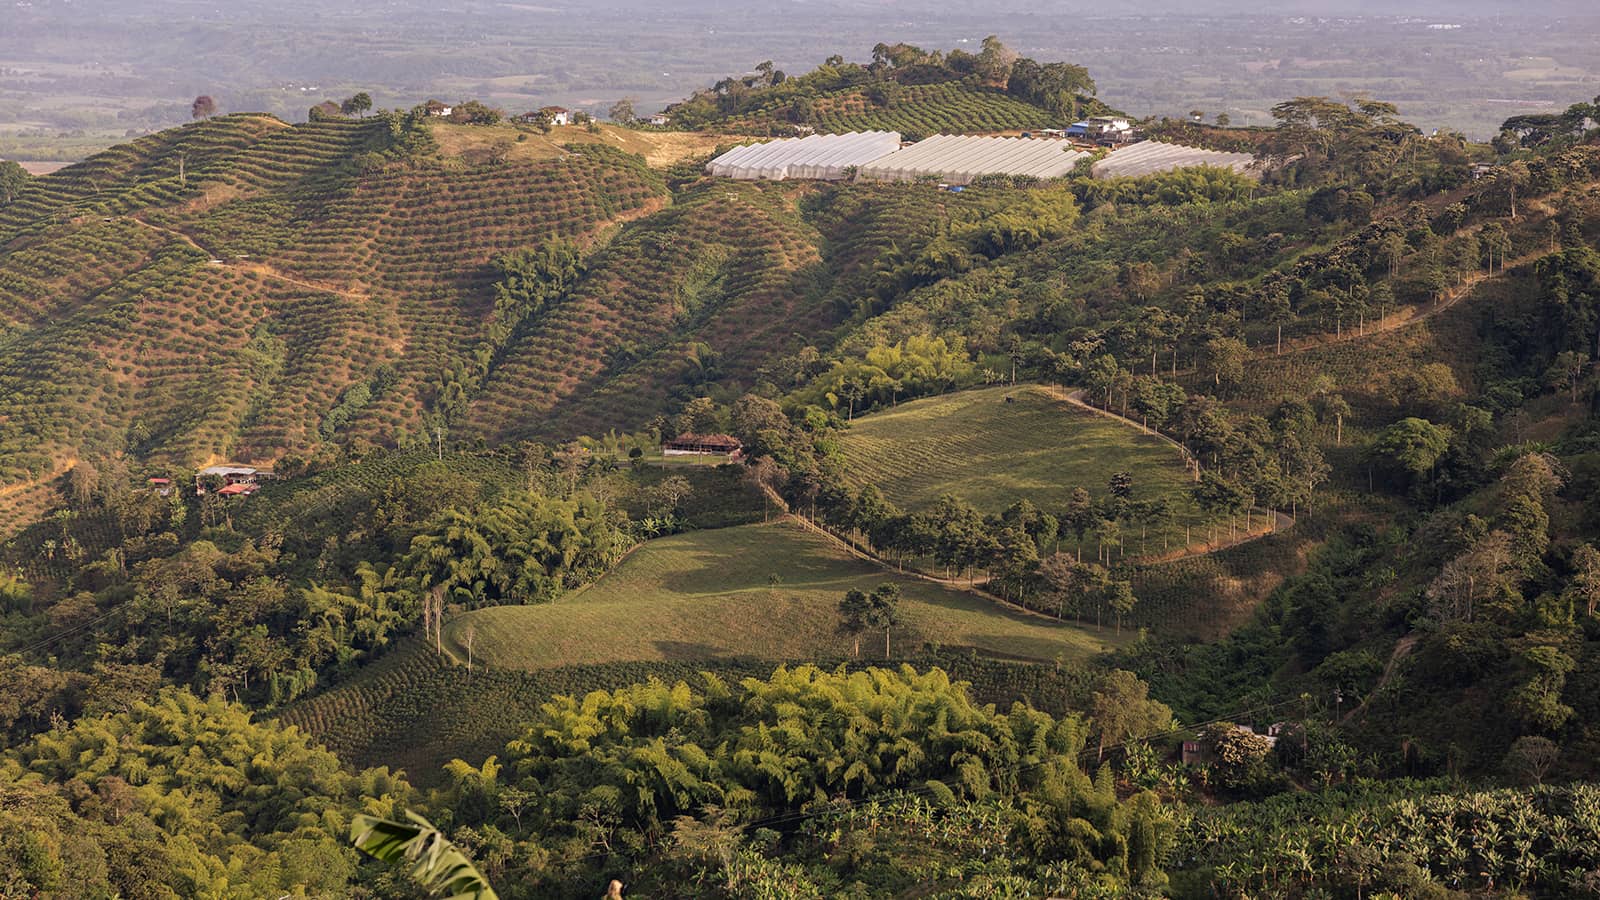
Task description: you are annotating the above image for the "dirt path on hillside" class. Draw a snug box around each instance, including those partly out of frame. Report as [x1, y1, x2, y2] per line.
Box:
[128, 215, 211, 256]
[1342, 633, 1419, 724]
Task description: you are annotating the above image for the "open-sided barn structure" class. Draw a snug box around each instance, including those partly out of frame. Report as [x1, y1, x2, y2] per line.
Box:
[1091, 141, 1259, 179]
[856, 135, 1092, 184]
[705, 131, 902, 180]
[662, 434, 743, 458]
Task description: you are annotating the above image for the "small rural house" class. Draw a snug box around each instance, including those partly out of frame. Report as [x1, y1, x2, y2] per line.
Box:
[423, 100, 453, 118]
[662, 433, 743, 459]
[647, 112, 671, 127]
[147, 477, 173, 497]
[1180, 724, 1282, 766]
[1066, 116, 1135, 144]
[540, 106, 573, 126]
[195, 464, 274, 495]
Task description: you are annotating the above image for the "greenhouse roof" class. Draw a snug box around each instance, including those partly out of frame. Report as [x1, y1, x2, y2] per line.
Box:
[1090, 141, 1259, 180]
[706, 131, 902, 181]
[855, 135, 1092, 185]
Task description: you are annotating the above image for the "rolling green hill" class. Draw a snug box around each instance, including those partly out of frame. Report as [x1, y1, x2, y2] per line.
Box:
[0, 114, 1023, 533]
[0, 116, 669, 501]
[440, 520, 1116, 669]
[838, 384, 1210, 550]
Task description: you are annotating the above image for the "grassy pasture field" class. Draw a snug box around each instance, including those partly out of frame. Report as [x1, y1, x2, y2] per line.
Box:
[442, 521, 1117, 670]
[838, 384, 1210, 552]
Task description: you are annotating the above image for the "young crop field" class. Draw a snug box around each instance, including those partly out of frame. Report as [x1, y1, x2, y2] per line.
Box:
[838, 384, 1211, 551]
[440, 521, 1116, 669]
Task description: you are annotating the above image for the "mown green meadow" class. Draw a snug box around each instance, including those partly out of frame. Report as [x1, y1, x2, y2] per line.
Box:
[442, 520, 1117, 669]
[838, 384, 1210, 553]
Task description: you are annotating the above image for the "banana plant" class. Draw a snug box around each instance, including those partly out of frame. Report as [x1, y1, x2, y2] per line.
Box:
[350, 809, 499, 899]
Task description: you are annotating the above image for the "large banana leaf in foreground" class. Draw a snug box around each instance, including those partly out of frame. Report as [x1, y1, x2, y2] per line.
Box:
[350, 810, 500, 899]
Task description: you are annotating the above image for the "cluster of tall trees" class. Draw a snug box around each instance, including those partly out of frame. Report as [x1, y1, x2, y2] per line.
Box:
[0, 443, 649, 711]
[401, 488, 625, 609]
[664, 38, 1106, 130]
[795, 335, 977, 418]
[431, 664, 1176, 896]
[0, 690, 414, 898]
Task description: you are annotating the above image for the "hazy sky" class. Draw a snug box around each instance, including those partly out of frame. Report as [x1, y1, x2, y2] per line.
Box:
[4, 0, 1598, 153]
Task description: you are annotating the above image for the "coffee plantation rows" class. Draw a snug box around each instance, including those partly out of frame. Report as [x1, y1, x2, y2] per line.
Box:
[1127, 516, 1322, 641]
[463, 181, 821, 442]
[721, 81, 1057, 139]
[0, 218, 166, 331]
[0, 114, 287, 241]
[0, 127, 675, 512]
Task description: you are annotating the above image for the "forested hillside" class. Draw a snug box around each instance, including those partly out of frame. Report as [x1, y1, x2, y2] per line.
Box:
[7, 59, 1600, 898]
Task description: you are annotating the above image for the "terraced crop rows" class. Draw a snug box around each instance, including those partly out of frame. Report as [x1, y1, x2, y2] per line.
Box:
[0, 219, 168, 331]
[464, 182, 822, 441]
[330, 147, 670, 440]
[0, 115, 286, 242]
[724, 82, 1055, 137]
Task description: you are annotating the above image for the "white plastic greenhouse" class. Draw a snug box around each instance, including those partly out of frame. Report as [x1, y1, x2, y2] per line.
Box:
[705, 131, 902, 180]
[1090, 141, 1259, 179]
[855, 135, 1092, 185]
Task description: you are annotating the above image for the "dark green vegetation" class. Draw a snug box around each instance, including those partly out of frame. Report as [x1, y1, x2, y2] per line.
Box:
[8, 65, 1600, 897]
[0, 690, 415, 898]
[432, 664, 1177, 897]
